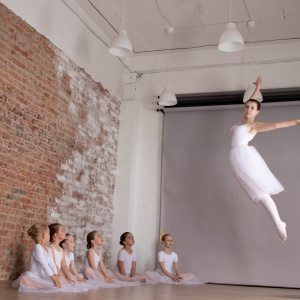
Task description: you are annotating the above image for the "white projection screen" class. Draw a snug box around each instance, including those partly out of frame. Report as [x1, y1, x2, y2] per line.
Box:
[160, 101, 300, 287]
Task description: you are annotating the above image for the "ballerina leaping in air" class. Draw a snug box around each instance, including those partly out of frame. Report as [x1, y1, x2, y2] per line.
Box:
[229, 77, 300, 242]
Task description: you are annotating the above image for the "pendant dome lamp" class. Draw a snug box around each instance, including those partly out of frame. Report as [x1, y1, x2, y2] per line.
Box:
[218, 0, 244, 52]
[159, 86, 177, 106]
[109, 0, 133, 57]
[243, 21, 263, 103]
[158, 27, 177, 106]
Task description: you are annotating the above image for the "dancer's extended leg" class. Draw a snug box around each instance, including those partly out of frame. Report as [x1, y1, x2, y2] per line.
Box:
[260, 195, 286, 242]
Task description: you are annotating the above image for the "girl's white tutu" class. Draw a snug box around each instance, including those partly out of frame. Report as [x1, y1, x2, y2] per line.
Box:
[230, 124, 284, 203]
[145, 270, 203, 285]
[82, 267, 121, 288]
[12, 272, 59, 293]
[13, 271, 89, 293]
[84, 267, 139, 287]
[112, 270, 149, 285]
[68, 273, 101, 291]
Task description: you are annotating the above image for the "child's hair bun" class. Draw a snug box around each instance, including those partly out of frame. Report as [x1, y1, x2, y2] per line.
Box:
[27, 227, 36, 238]
[27, 223, 48, 242]
[119, 232, 131, 246]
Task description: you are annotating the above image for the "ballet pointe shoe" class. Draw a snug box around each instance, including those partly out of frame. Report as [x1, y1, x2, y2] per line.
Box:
[276, 222, 287, 243]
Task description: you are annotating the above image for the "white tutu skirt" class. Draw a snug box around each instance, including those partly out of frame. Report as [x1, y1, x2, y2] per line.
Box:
[112, 271, 147, 285]
[229, 145, 284, 203]
[68, 274, 100, 291]
[12, 271, 89, 293]
[82, 267, 136, 288]
[145, 270, 204, 285]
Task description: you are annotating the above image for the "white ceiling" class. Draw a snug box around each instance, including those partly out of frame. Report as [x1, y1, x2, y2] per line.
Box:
[62, 0, 300, 54]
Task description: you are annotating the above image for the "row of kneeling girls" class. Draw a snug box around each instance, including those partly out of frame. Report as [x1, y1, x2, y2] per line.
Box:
[13, 223, 204, 293]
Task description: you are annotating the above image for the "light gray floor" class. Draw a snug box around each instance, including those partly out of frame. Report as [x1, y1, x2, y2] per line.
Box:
[2, 281, 300, 300]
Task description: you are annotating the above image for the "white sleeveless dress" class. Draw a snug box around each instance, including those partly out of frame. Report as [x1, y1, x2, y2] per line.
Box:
[82, 249, 121, 288]
[229, 123, 284, 203]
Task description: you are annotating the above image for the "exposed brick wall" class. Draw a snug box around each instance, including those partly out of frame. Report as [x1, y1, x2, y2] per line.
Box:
[0, 3, 120, 279]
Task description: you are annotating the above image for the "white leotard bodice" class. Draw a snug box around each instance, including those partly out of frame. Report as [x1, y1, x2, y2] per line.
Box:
[230, 123, 256, 148]
[28, 244, 57, 277]
[157, 251, 178, 276]
[64, 252, 74, 269]
[50, 245, 63, 269]
[85, 249, 101, 268]
[114, 249, 137, 276]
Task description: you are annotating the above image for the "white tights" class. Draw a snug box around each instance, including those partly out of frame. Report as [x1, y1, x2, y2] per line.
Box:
[260, 195, 287, 242]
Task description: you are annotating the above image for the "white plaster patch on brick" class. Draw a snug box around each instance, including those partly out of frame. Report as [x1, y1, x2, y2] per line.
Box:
[69, 102, 78, 115]
[56, 174, 67, 182]
[51, 47, 121, 268]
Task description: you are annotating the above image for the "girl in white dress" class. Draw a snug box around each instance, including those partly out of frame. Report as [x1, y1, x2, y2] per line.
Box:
[113, 232, 147, 283]
[12, 223, 62, 292]
[82, 231, 120, 288]
[229, 77, 300, 242]
[146, 234, 203, 285]
[49, 223, 88, 292]
[49, 223, 73, 285]
[59, 234, 85, 282]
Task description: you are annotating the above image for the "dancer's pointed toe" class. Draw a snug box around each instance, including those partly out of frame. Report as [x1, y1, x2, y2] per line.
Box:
[277, 222, 287, 243]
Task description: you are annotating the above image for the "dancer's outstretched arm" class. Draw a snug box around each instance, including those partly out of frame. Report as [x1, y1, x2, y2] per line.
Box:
[248, 120, 300, 134]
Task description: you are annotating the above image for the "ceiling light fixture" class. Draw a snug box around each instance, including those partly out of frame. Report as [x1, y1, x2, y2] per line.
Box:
[158, 27, 177, 107]
[109, 0, 133, 57]
[218, 0, 244, 52]
[243, 21, 263, 103]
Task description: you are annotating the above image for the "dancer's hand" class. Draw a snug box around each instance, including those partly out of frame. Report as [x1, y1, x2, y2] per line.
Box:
[172, 275, 181, 282]
[76, 276, 86, 282]
[54, 279, 62, 288]
[105, 276, 115, 283]
[51, 275, 61, 288]
[253, 76, 262, 87]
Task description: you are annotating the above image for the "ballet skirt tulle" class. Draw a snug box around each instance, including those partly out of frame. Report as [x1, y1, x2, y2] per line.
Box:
[229, 124, 284, 203]
[12, 271, 89, 293]
[12, 272, 59, 293]
[82, 267, 140, 287]
[144, 270, 203, 285]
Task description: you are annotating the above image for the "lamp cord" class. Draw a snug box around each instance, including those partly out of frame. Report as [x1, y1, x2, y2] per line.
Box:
[251, 27, 254, 79]
[122, 0, 125, 29]
[167, 32, 171, 85]
[229, 0, 232, 23]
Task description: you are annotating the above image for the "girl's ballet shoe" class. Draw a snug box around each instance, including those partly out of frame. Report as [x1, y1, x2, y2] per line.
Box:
[276, 222, 287, 243]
